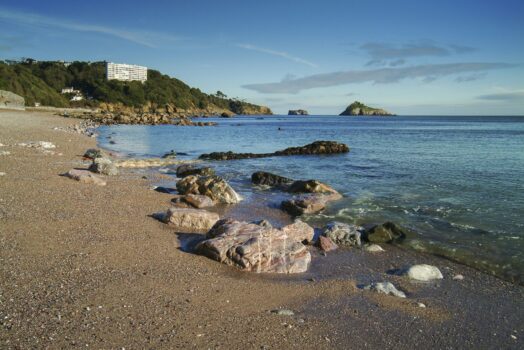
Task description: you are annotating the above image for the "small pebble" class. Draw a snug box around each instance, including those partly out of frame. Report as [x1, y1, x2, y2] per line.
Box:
[417, 302, 426, 308]
[271, 309, 294, 316]
[511, 335, 517, 340]
[453, 274, 464, 280]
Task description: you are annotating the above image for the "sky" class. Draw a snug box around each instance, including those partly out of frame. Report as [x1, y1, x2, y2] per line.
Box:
[0, 0, 523, 115]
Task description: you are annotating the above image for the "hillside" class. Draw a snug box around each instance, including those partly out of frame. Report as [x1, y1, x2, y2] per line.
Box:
[339, 101, 394, 116]
[0, 59, 272, 115]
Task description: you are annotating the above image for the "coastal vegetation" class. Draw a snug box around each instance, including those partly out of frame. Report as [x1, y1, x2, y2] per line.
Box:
[339, 101, 395, 116]
[0, 59, 271, 115]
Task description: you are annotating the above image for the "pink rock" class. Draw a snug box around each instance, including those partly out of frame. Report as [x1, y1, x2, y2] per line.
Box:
[163, 207, 219, 233]
[196, 219, 314, 273]
[317, 236, 338, 252]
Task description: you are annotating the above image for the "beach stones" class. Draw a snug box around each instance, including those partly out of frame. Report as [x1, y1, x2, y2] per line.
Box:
[251, 171, 293, 187]
[176, 175, 242, 204]
[196, 219, 314, 273]
[89, 157, 118, 176]
[317, 236, 338, 252]
[404, 264, 443, 281]
[364, 222, 406, 243]
[321, 222, 363, 247]
[163, 207, 219, 233]
[176, 164, 215, 178]
[363, 282, 406, 298]
[64, 169, 107, 186]
[281, 192, 341, 216]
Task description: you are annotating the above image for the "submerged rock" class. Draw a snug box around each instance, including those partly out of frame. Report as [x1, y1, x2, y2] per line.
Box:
[364, 222, 406, 243]
[196, 219, 314, 273]
[162, 207, 219, 233]
[322, 222, 362, 247]
[251, 171, 293, 187]
[161, 150, 177, 159]
[176, 164, 215, 178]
[199, 141, 349, 160]
[64, 169, 106, 186]
[176, 175, 242, 204]
[89, 157, 118, 176]
[363, 282, 406, 298]
[404, 264, 443, 281]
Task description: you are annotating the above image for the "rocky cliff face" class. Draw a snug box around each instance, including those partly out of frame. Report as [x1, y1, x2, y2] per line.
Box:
[288, 109, 309, 115]
[0, 90, 25, 110]
[339, 101, 394, 116]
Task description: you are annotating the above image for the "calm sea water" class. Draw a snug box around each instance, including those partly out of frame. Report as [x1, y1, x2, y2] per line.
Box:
[98, 115, 524, 283]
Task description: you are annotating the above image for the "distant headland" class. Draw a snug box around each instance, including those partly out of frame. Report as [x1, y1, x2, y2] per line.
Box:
[339, 101, 395, 116]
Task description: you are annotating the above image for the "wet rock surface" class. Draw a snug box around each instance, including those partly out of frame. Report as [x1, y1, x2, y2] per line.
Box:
[196, 219, 314, 273]
[251, 171, 293, 187]
[322, 222, 363, 247]
[364, 222, 407, 243]
[199, 141, 349, 160]
[176, 175, 242, 204]
[176, 164, 215, 178]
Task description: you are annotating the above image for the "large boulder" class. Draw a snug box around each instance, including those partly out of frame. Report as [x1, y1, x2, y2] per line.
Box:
[364, 222, 406, 243]
[176, 175, 242, 204]
[89, 157, 118, 176]
[251, 171, 293, 187]
[176, 164, 215, 178]
[64, 169, 106, 186]
[403, 264, 443, 281]
[322, 222, 363, 247]
[196, 219, 314, 273]
[162, 207, 219, 233]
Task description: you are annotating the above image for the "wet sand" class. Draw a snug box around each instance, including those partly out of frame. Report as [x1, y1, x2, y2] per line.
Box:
[1, 110, 523, 349]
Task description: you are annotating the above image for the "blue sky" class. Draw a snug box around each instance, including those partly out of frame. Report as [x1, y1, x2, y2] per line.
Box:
[0, 0, 523, 115]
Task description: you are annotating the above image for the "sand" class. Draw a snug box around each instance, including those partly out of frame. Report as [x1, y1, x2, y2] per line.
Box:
[0, 110, 523, 349]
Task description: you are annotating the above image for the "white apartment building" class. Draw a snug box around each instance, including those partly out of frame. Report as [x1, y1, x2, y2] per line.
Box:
[106, 62, 148, 82]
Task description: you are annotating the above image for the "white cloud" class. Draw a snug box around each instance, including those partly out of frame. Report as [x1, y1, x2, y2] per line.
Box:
[243, 62, 515, 94]
[0, 8, 182, 48]
[236, 43, 318, 68]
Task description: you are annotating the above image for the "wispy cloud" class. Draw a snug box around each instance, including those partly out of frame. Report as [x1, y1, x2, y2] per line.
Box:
[477, 90, 524, 101]
[236, 43, 318, 68]
[0, 8, 182, 48]
[243, 62, 515, 94]
[361, 41, 477, 66]
[454, 73, 486, 83]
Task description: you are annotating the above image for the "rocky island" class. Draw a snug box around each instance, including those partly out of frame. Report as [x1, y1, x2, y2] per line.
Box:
[339, 101, 395, 116]
[288, 109, 309, 115]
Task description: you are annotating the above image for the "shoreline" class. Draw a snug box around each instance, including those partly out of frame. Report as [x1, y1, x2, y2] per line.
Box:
[1, 110, 523, 348]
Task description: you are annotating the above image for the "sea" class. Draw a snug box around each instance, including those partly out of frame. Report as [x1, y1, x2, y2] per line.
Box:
[97, 115, 524, 284]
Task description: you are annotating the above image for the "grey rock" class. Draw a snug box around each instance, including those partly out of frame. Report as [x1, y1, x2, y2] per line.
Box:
[89, 157, 118, 176]
[363, 282, 406, 298]
[64, 169, 106, 186]
[176, 164, 215, 178]
[322, 222, 363, 246]
[404, 264, 443, 281]
[271, 309, 295, 316]
[176, 175, 241, 204]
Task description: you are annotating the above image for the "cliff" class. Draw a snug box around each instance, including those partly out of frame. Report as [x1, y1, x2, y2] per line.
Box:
[0, 90, 25, 110]
[339, 101, 394, 116]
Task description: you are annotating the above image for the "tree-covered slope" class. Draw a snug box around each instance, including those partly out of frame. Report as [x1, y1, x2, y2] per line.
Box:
[0, 60, 271, 114]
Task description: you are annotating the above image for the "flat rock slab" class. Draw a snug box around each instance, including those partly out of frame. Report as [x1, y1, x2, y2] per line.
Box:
[163, 207, 219, 233]
[64, 169, 106, 186]
[196, 219, 314, 273]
